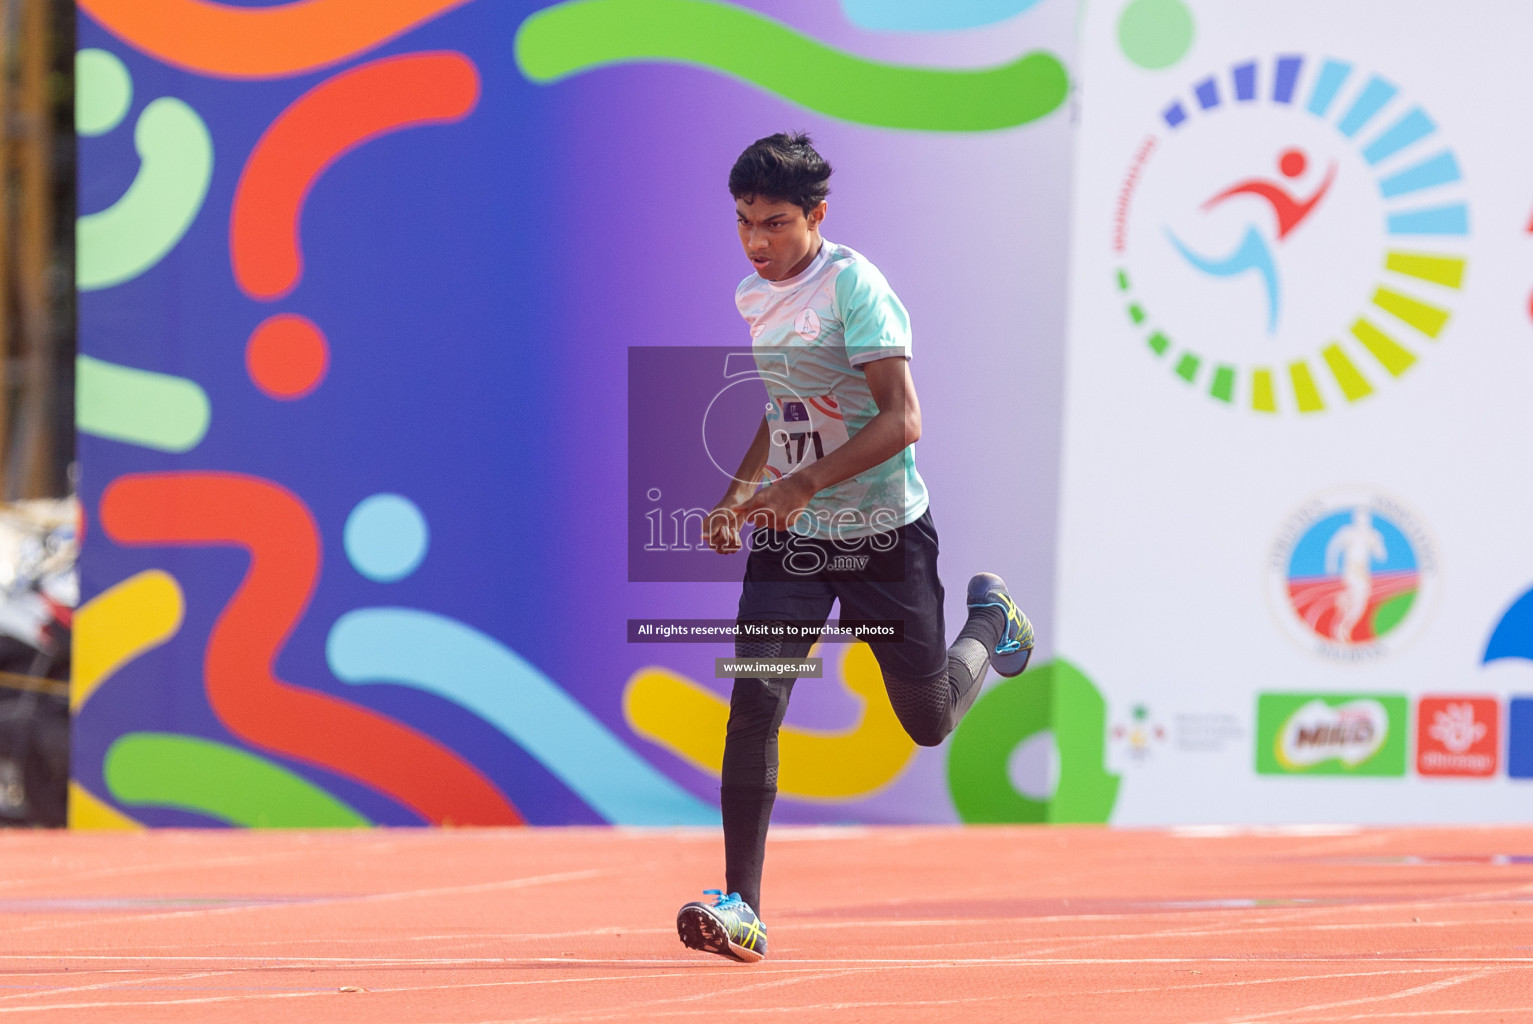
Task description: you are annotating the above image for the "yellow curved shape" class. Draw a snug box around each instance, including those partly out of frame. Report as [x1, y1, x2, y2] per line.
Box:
[68, 781, 143, 830]
[624, 642, 916, 800]
[72, 569, 185, 711]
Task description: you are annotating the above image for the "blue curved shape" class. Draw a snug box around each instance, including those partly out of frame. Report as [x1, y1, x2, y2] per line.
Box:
[326, 608, 718, 826]
[1165, 225, 1281, 334]
[1484, 587, 1533, 664]
[839, 0, 1042, 31]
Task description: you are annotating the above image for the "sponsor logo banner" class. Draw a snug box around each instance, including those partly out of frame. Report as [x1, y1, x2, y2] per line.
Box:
[1415, 696, 1498, 778]
[1170, 712, 1245, 754]
[1509, 698, 1533, 780]
[1256, 693, 1407, 776]
[1110, 702, 1167, 762]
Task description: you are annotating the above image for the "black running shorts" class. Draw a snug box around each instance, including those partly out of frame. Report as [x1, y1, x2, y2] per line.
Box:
[735, 508, 947, 684]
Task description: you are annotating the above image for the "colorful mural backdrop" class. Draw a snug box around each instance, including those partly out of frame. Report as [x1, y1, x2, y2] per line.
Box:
[84, 0, 1533, 830]
[1061, 0, 1533, 823]
[72, 0, 1081, 827]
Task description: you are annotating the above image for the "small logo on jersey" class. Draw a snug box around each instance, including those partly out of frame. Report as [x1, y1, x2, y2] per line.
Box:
[794, 308, 822, 341]
[781, 400, 810, 423]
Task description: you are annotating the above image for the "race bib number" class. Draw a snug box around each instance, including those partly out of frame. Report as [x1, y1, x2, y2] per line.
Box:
[761, 393, 849, 483]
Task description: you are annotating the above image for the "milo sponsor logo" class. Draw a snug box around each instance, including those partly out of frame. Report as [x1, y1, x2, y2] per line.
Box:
[1256, 693, 1407, 776]
[1278, 699, 1386, 767]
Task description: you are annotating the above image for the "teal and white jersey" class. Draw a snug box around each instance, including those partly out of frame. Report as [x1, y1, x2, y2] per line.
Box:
[736, 239, 929, 540]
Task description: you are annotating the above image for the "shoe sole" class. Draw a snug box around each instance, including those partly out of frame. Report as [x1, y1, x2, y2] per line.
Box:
[991, 646, 1032, 678]
[676, 906, 764, 963]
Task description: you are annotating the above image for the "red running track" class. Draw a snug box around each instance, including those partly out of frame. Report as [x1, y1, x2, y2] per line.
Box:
[0, 825, 1528, 1022]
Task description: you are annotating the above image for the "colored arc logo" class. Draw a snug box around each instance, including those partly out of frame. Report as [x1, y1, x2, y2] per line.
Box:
[1115, 55, 1468, 414]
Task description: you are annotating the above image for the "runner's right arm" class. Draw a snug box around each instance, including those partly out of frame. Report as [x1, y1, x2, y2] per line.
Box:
[707, 414, 771, 554]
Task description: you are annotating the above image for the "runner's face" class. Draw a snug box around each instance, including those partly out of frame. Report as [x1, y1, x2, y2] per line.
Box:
[736, 197, 825, 281]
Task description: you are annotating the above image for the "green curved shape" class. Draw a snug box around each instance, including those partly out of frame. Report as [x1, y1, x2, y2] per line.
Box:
[76, 48, 133, 137]
[1117, 0, 1195, 71]
[947, 659, 1120, 823]
[514, 0, 1069, 132]
[103, 733, 370, 828]
[77, 96, 213, 291]
[76, 354, 210, 452]
[1371, 590, 1416, 637]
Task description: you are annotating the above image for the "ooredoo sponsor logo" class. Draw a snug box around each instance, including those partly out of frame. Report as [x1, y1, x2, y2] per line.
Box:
[1415, 696, 1497, 778]
[1256, 693, 1407, 776]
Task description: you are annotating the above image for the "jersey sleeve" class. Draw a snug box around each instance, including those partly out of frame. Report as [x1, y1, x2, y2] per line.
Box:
[735, 274, 758, 319]
[834, 259, 911, 366]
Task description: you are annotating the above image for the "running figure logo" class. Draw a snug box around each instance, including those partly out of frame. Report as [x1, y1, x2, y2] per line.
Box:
[1323, 506, 1386, 643]
[1165, 148, 1335, 334]
[1279, 500, 1424, 650]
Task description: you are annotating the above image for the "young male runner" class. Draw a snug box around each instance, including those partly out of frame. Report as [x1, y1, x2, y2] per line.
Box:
[675, 133, 1034, 963]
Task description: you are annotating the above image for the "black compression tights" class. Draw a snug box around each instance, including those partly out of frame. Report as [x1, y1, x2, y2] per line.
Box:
[718, 606, 1005, 915]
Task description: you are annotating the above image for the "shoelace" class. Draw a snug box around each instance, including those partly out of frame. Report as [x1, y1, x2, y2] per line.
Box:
[704, 889, 746, 910]
[971, 599, 1029, 654]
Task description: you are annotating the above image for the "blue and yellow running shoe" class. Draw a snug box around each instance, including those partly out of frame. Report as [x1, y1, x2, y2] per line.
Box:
[676, 890, 767, 963]
[967, 572, 1035, 677]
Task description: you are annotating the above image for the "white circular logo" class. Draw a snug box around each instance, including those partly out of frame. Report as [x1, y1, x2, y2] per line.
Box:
[794, 308, 822, 341]
[1266, 487, 1438, 661]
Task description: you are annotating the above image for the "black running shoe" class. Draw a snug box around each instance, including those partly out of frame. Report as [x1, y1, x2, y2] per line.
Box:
[676, 889, 767, 963]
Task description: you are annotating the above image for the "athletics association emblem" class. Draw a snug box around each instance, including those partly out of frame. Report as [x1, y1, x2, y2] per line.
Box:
[794, 307, 822, 341]
[1113, 55, 1469, 414]
[1268, 489, 1437, 661]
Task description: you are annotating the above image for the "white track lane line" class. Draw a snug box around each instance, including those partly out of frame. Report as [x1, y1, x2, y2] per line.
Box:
[823, 911, 1532, 960]
[0, 967, 782, 1016]
[0, 961, 1519, 1020]
[0, 970, 256, 1005]
[0, 868, 603, 938]
[1190, 968, 1502, 1024]
[483, 964, 1528, 1024]
[0, 846, 329, 894]
[1272, 1008, 1533, 1023]
[1, 954, 1531, 967]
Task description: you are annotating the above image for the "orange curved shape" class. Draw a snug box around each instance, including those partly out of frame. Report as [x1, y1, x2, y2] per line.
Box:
[78, 0, 477, 79]
[231, 52, 481, 301]
[100, 471, 523, 826]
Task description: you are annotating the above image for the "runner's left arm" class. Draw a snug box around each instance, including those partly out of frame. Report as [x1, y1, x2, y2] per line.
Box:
[736, 356, 920, 531]
[736, 258, 919, 532]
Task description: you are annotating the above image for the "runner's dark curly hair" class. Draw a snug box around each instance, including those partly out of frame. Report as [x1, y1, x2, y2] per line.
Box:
[728, 132, 832, 216]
